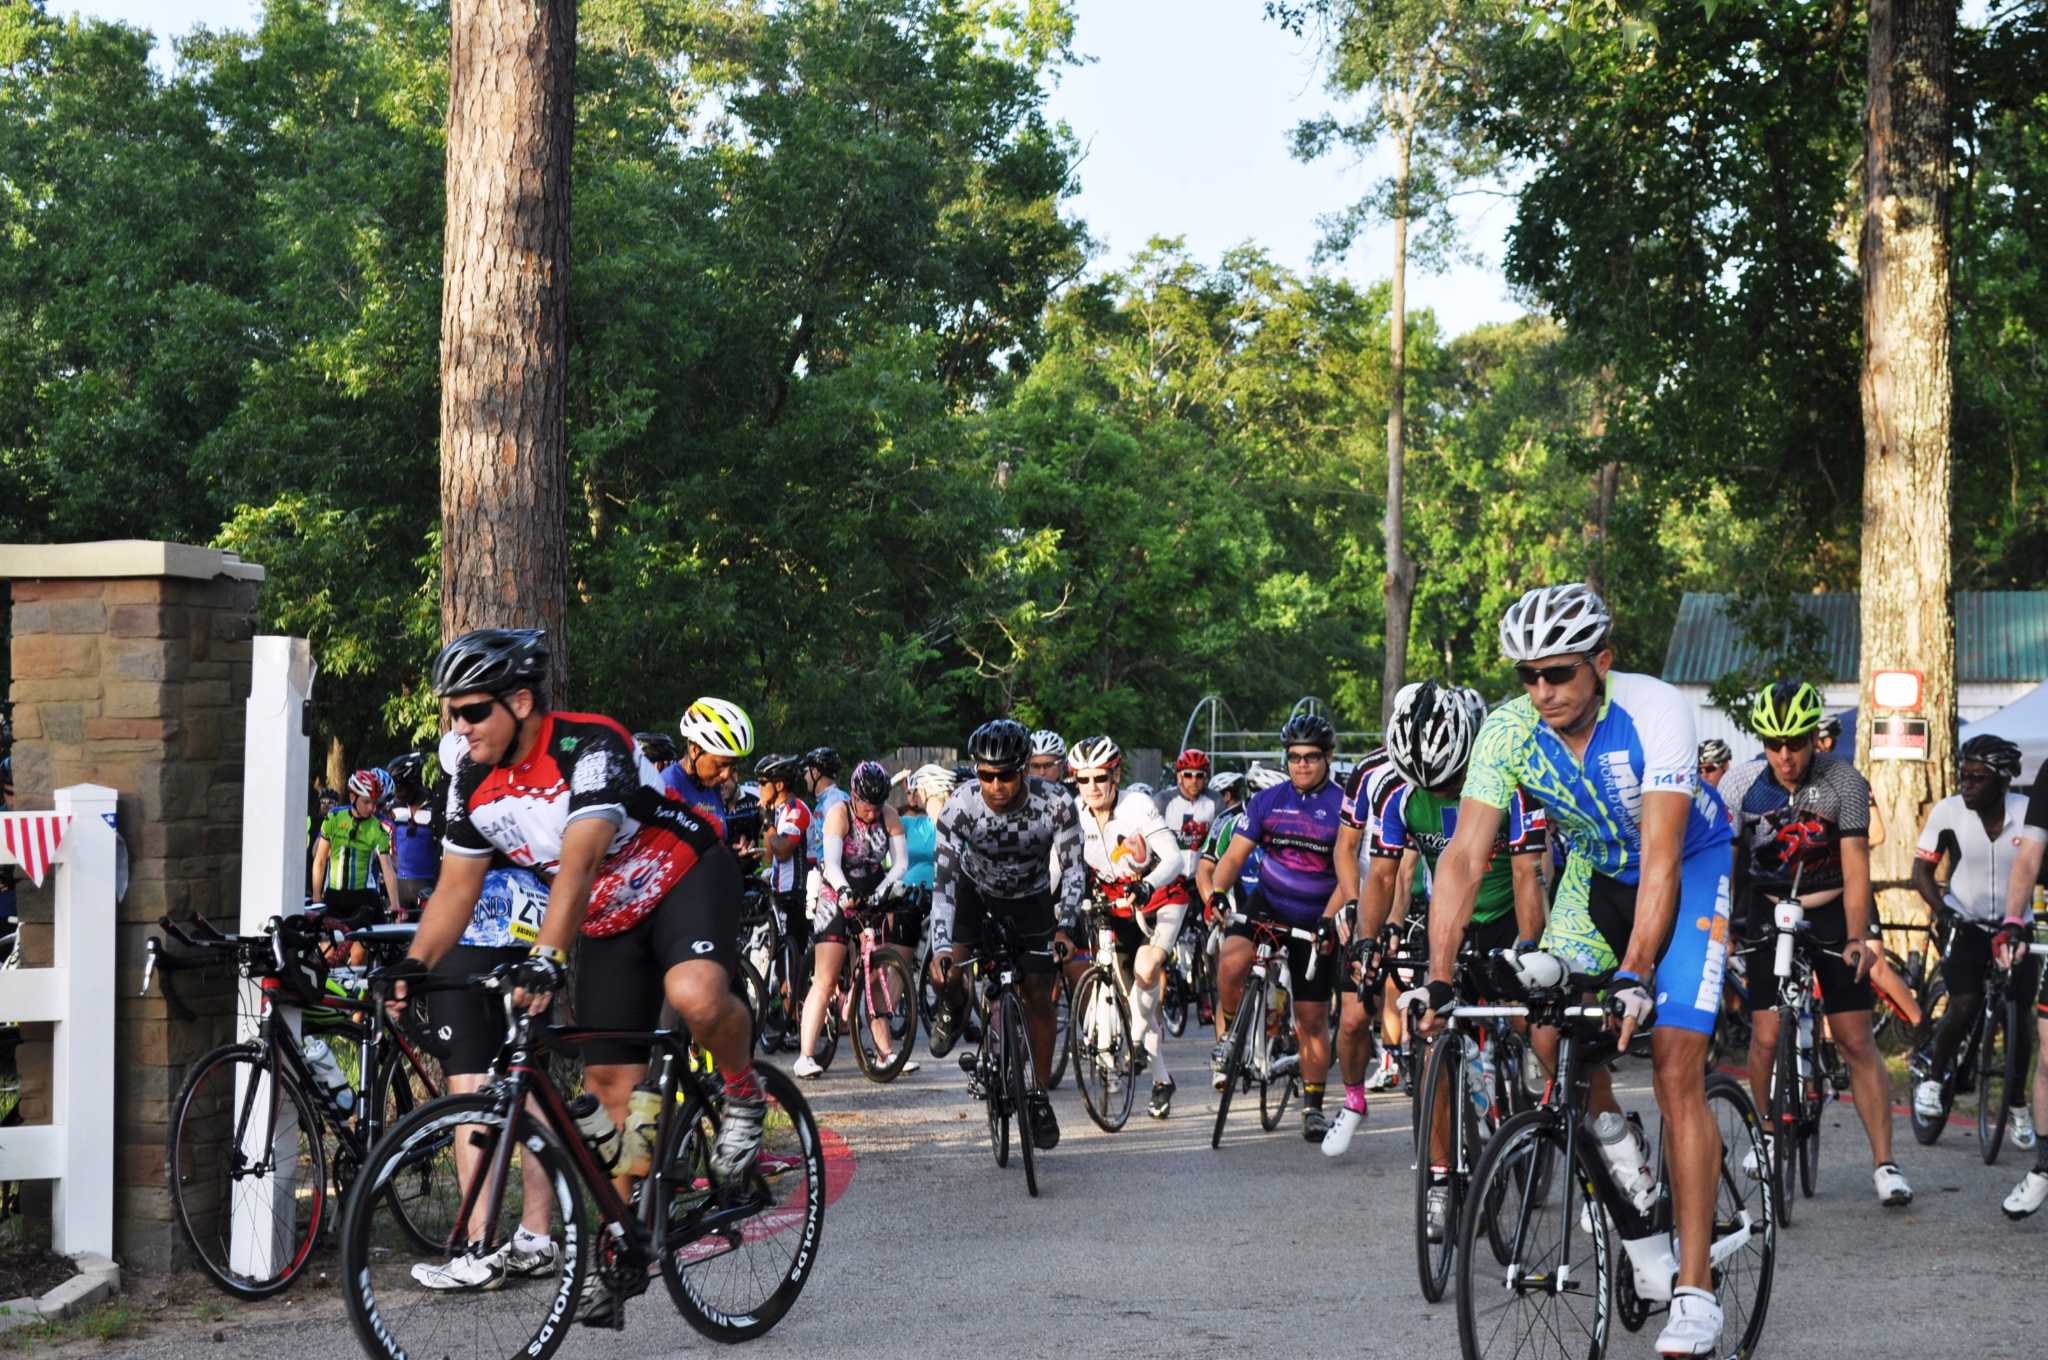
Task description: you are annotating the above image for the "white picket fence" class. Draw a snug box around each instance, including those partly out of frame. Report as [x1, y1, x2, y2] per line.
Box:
[0, 784, 117, 1260]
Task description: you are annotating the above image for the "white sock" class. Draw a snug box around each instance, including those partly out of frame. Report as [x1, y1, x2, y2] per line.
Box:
[514, 1226, 552, 1250]
[1132, 986, 1169, 1082]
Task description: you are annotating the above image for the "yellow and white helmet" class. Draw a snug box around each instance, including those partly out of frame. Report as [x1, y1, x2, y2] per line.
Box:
[677, 697, 755, 758]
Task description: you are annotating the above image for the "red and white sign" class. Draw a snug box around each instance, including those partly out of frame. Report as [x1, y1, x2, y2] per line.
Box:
[0, 812, 72, 887]
[1870, 669, 1925, 713]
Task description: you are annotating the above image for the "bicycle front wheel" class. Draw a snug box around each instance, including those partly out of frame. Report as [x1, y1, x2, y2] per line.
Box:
[657, 1062, 827, 1341]
[1211, 986, 1263, 1150]
[1046, 968, 1072, 1090]
[1767, 1016, 1799, 1226]
[1071, 968, 1137, 1133]
[1455, 1109, 1608, 1360]
[851, 951, 916, 1083]
[1706, 1072, 1777, 1359]
[1000, 991, 1040, 1197]
[341, 1091, 585, 1360]
[169, 1043, 329, 1299]
[1977, 996, 2012, 1164]
[1414, 1031, 1464, 1303]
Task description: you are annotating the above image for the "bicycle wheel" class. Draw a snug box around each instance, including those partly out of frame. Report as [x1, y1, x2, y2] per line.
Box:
[1047, 968, 1072, 1090]
[1977, 997, 2012, 1164]
[1767, 1016, 1799, 1227]
[737, 957, 770, 1056]
[1705, 1073, 1777, 1359]
[1071, 968, 1137, 1133]
[369, 1037, 451, 1250]
[1259, 1029, 1296, 1132]
[168, 1043, 329, 1299]
[985, 997, 1011, 1168]
[1910, 1026, 1956, 1146]
[1163, 959, 1191, 1037]
[1455, 1109, 1609, 1360]
[1211, 988, 1263, 1150]
[341, 1092, 585, 1360]
[799, 947, 842, 1072]
[657, 1062, 827, 1341]
[851, 952, 916, 1083]
[1001, 992, 1040, 1197]
[1414, 1031, 1463, 1302]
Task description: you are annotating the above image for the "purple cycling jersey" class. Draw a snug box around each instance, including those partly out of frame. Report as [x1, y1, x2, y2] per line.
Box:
[1232, 777, 1344, 924]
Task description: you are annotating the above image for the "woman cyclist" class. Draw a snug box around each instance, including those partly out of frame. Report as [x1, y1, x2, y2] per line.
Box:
[794, 760, 915, 1077]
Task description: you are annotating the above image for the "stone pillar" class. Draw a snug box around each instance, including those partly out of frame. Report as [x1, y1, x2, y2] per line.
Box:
[2, 540, 264, 1271]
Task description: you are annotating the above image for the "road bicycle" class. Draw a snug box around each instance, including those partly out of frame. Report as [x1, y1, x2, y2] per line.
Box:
[1068, 888, 1149, 1133]
[1454, 958, 1775, 1360]
[1910, 914, 2042, 1162]
[960, 911, 1049, 1197]
[1752, 890, 1849, 1225]
[145, 911, 445, 1298]
[799, 892, 919, 1081]
[738, 882, 788, 1053]
[340, 966, 823, 1359]
[1211, 913, 1318, 1149]
[1160, 909, 1205, 1038]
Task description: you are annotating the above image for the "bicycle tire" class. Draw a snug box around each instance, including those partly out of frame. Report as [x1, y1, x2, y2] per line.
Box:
[1003, 992, 1040, 1197]
[736, 956, 770, 1056]
[1163, 962, 1190, 1037]
[1910, 1012, 1957, 1146]
[657, 1062, 827, 1341]
[1454, 1108, 1609, 1360]
[1414, 1030, 1462, 1302]
[1071, 968, 1137, 1133]
[1977, 995, 2012, 1164]
[986, 997, 1011, 1168]
[1047, 967, 1072, 1089]
[851, 951, 916, 1083]
[800, 945, 841, 1072]
[1705, 1072, 1778, 1358]
[168, 1042, 329, 1299]
[1211, 988, 1262, 1150]
[369, 1037, 451, 1250]
[1768, 1015, 1799, 1227]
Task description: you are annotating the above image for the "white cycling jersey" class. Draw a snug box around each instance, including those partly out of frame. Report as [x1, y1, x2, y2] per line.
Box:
[1160, 792, 1218, 879]
[1915, 792, 2030, 922]
[1077, 788, 1183, 893]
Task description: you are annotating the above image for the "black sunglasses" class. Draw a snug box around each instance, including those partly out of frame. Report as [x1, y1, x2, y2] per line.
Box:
[448, 698, 499, 725]
[1074, 773, 1114, 787]
[1515, 659, 1589, 687]
[976, 767, 1022, 784]
[1760, 735, 1811, 753]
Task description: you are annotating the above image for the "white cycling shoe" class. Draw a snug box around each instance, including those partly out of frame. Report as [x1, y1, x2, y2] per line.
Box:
[1654, 1287, 1722, 1358]
[2009, 1108, 2036, 1151]
[791, 1055, 824, 1079]
[1873, 1162, 1913, 1207]
[1320, 1106, 1365, 1157]
[2003, 1170, 2048, 1220]
[1912, 1079, 1944, 1120]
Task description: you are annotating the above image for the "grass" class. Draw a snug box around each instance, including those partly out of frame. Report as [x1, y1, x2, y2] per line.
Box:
[0, 1302, 147, 1352]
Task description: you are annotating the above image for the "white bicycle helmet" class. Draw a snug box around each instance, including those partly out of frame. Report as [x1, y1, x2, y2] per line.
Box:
[1385, 680, 1483, 790]
[1029, 728, 1068, 759]
[677, 697, 755, 757]
[1210, 771, 1245, 797]
[1068, 735, 1122, 773]
[1498, 583, 1612, 662]
[1246, 765, 1287, 792]
[911, 762, 958, 803]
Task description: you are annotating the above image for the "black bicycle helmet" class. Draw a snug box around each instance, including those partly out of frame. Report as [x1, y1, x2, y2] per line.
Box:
[635, 731, 680, 765]
[755, 752, 802, 783]
[1279, 711, 1336, 751]
[800, 746, 843, 778]
[850, 760, 891, 804]
[1959, 733, 2022, 781]
[966, 718, 1031, 770]
[430, 628, 548, 697]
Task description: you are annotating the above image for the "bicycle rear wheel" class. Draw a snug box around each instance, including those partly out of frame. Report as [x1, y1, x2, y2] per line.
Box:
[1259, 1016, 1296, 1133]
[169, 1043, 329, 1299]
[1001, 992, 1040, 1197]
[851, 952, 916, 1083]
[985, 1001, 1012, 1168]
[657, 1063, 827, 1341]
[1211, 988, 1263, 1150]
[1071, 968, 1137, 1133]
[1455, 1109, 1608, 1360]
[1767, 1016, 1799, 1227]
[1705, 1073, 1777, 1358]
[370, 1037, 452, 1251]
[1414, 1031, 1463, 1302]
[1977, 997, 2012, 1164]
[340, 1092, 584, 1360]
[1046, 968, 1072, 1090]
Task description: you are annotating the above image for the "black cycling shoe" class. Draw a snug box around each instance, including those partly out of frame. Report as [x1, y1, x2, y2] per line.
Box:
[1149, 1077, 1175, 1119]
[1026, 1089, 1060, 1150]
[929, 1001, 962, 1059]
[957, 1047, 980, 1074]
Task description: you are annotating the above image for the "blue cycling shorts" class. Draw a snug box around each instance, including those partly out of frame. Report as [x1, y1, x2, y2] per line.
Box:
[1538, 848, 1732, 1036]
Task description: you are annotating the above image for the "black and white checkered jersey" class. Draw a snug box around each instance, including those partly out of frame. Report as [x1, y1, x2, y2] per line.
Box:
[929, 775, 1085, 950]
[1719, 752, 1870, 895]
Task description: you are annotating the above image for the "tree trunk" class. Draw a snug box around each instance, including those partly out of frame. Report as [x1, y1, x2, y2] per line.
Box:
[1858, 0, 1955, 914]
[1380, 139, 1417, 729]
[439, 0, 576, 696]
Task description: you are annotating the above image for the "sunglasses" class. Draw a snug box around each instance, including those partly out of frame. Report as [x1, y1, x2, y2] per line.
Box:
[1760, 735, 1811, 753]
[1074, 773, 1114, 787]
[447, 698, 499, 725]
[1179, 770, 1208, 779]
[1284, 750, 1328, 765]
[976, 767, 1022, 785]
[1515, 659, 1589, 687]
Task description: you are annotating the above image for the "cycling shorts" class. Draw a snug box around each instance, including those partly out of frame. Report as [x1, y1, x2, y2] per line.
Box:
[1539, 849, 1731, 1036]
[947, 878, 1059, 977]
[574, 846, 742, 1065]
[1938, 919, 2042, 1014]
[1736, 899, 1874, 1016]
[424, 943, 526, 1074]
[1227, 890, 1336, 1005]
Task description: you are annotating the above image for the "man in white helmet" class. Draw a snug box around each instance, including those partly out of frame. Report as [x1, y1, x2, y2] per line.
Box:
[665, 696, 755, 817]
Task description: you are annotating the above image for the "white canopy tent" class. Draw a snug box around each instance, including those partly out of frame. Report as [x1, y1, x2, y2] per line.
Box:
[1962, 681, 2048, 785]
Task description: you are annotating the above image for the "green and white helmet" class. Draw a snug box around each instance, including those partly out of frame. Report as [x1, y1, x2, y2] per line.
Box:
[678, 696, 755, 757]
[1749, 682, 1823, 740]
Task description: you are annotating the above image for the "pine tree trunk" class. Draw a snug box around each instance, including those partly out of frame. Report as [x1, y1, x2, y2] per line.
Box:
[1858, 0, 1955, 912]
[1380, 140, 1417, 729]
[439, 0, 576, 695]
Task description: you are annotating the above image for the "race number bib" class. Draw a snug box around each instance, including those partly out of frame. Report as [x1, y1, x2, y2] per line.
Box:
[505, 873, 550, 943]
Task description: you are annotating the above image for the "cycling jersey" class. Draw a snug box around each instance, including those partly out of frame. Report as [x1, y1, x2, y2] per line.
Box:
[318, 809, 391, 893]
[806, 784, 849, 864]
[821, 804, 891, 911]
[1337, 747, 1393, 830]
[1368, 778, 1544, 924]
[1077, 788, 1183, 894]
[1915, 792, 2031, 922]
[660, 762, 724, 818]
[901, 813, 937, 889]
[1719, 753, 1869, 898]
[930, 776, 1084, 952]
[1200, 808, 1261, 897]
[389, 804, 439, 881]
[442, 711, 725, 938]
[1160, 792, 1217, 879]
[1232, 777, 1344, 926]
[764, 797, 812, 894]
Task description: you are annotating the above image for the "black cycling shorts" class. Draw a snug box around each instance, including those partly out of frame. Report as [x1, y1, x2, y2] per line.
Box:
[1737, 897, 1874, 1016]
[574, 847, 742, 1065]
[1227, 890, 1335, 1005]
[948, 879, 1059, 976]
[425, 943, 526, 1075]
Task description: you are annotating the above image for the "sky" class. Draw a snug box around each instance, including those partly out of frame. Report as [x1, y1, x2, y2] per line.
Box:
[47, 0, 1529, 337]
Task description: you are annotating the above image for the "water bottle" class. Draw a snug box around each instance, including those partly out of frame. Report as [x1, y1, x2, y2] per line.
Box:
[568, 1093, 623, 1174]
[1592, 1110, 1657, 1215]
[1795, 1012, 1815, 1083]
[1464, 1040, 1493, 1122]
[300, 1037, 356, 1115]
[621, 1083, 664, 1178]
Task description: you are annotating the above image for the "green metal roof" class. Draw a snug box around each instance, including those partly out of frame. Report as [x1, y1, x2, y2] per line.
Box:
[1661, 592, 2048, 685]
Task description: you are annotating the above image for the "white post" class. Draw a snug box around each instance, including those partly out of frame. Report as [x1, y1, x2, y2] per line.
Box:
[228, 636, 315, 1283]
[49, 784, 117, 1260]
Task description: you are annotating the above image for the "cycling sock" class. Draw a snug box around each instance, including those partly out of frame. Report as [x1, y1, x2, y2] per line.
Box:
[514, 1226, 552, 1251]
[1303, 1082, 1325, 1110]
[1216, 1010, 1232, 1039]
[1344, 1083, 1367, 1114]
[1131, 986, 1170, 1082]
[722, 1064, 764, 1101]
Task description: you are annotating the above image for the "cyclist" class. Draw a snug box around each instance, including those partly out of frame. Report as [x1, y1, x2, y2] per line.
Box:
[1330, 743, 1408, 1097]
[1912, 734, 2037, 1149]
[1028, 729, 1068, 784]
[1813, 714, 1889, 847]
[1328, 684, 1547, 1182]
[755, 752, 812, 1039]
[388, 629, 762, 1322]
[1722, 681, 1912, 1207]
[1207, 713, 1345, 1140]
[312, 770, 402, 924]
[928, 718, 1084, 1150]
[635, 731, 679, 775]
[386, 752, 439, 919]
[794, 760, 914, 1077]
[1697, 738, 1733, 790]
[1419, 583, 1734, 1358]
[895, 764, 954, 956]
[663, 697, 754, 815]
[1070, 735, 1190, 1118]
[801, 746, 849, 911]
[1162, 749, 1218, 884]
[1998, 750, 2048, 1218]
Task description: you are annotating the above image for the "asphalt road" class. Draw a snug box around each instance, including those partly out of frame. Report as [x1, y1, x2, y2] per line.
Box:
[99, 1030, 2045, 1360]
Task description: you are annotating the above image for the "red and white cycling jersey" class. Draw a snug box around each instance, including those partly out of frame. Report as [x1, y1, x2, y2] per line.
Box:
[766, 797, 813, 894]
[442, 711, 724, 938]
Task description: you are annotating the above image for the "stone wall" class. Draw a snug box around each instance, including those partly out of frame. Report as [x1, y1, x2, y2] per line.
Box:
[6, 551, 261, 1270]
